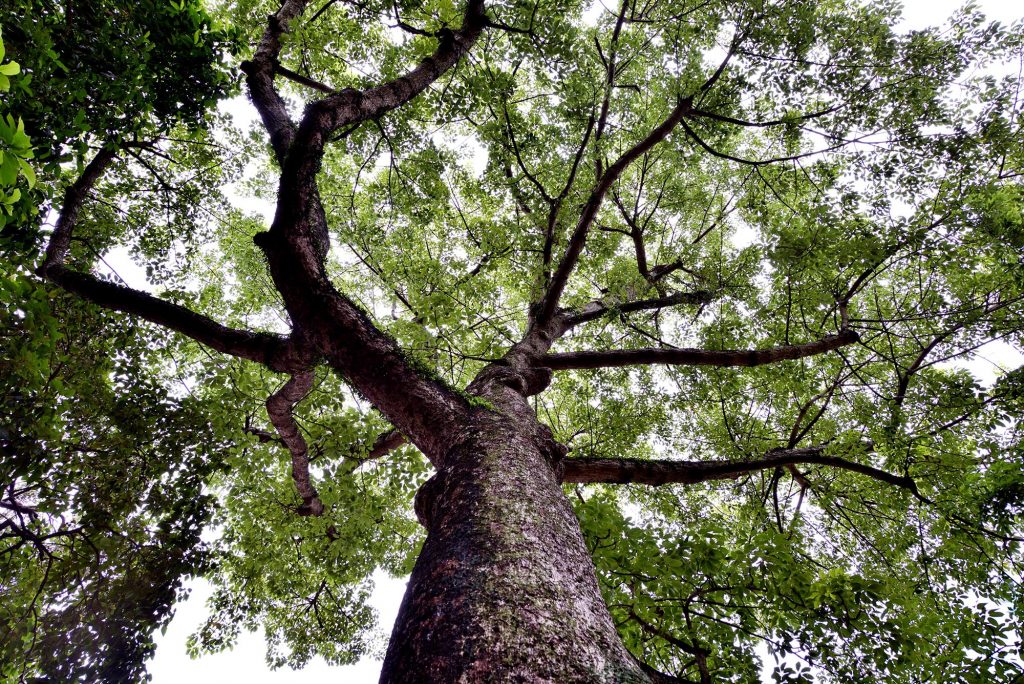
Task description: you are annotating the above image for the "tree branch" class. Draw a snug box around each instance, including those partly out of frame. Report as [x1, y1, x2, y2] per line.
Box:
[301, 0, 487, 139]
[534, 96, 694, 327]
[40, 147, 117, 270]
[274, 62, 335, 94]
[41, 266, 301, 371]
[543, 329, 859, 370]
[628, 609, 710, 684]
[678, 117, 851, 167]
[266, 372, 325, 516]
[348, 428, 407, 465]
[561, 445, 916, 492]
[635, 659, 701, 684]
[239, 0, 310, 162]
[564, 290, 714, 328]
[36, 148, 305, 373]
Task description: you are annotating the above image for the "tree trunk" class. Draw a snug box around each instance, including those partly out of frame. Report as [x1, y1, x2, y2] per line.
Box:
[379, 391, 650, 683]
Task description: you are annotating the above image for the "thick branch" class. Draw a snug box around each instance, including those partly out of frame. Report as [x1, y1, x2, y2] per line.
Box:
[262, 0, 488, 283]
[41, 266, 301, 371]
[239, 0, 310, 162]
[37, 148, 304, 372]
[301, 0, 486, 139]
[41, 147, 116, 270]
[266, 372, 324, 516]
[544, 329, 859, 370]
[247, 3, 485, 462]
[561, 445, 916, 492]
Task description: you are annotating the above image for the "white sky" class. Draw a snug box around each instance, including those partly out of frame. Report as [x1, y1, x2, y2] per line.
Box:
[147, 1, 1024, 682]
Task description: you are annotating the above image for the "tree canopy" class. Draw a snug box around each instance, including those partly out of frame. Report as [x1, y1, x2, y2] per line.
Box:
[2, 0, 1024, 681]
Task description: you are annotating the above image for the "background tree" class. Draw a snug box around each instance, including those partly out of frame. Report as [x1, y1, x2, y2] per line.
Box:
[2, 0, 1023, 682]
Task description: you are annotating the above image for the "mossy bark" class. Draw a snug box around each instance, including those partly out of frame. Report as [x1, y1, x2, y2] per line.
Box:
[380, 388, 650, 683]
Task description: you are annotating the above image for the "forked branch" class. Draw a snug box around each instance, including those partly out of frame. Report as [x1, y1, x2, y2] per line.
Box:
[36, 147, 303, 372]
[239, 0, 311, 162]
[534, 95, 695, 327]
[300, 0, 487, 142]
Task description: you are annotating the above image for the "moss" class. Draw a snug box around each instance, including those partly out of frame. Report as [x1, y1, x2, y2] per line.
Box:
[463, 392, 497, 412]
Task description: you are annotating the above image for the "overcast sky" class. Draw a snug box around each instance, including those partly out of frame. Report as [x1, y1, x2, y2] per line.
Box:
[148, 0, 1024, 681]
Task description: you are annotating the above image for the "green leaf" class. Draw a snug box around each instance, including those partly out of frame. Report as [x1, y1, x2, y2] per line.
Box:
[17, 158, 35, 188]
[0, 154, 19, 186]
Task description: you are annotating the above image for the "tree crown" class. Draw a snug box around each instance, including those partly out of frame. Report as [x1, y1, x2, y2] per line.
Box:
[2, 0, 1023, 681]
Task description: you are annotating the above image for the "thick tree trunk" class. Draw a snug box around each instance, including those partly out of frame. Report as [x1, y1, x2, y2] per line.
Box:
[379, 395, 650, 683]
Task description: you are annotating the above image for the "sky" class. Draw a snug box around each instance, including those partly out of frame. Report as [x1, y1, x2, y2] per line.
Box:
[148, 0, 1024, 681]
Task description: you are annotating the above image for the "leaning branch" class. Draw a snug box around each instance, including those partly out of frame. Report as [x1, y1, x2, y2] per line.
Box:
[347, 428, 407, 466]
[302, 0, 487, 139]
[40, 148, 116, 269]
[561, 445, 916, 492]
[534, 96, 694, 327]
[543, 329, 859, 370]
[564, 290, 714, 328]
[266, 372, 325, 516]
[42, 266, 299, 370]
[36, 148, 302, 372]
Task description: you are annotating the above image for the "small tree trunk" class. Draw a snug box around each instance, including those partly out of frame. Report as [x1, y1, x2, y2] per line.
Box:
[379, 406, 649, 683]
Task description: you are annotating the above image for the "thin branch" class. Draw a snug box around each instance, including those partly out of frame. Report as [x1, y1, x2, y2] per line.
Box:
[593, 0, 629, 178]
[629, 609, 711, 684]
[561, 445, 917, 493]
[543, 329, 859, 370]
[688, 103, 841, 129]
[349, 428, 407, 464]
[678, 118, 851, 167]
[635, 660, 701, 684]
[564, 290, 714, 328]
[274, 62, 335, 94]
[534, 96, 695, 327]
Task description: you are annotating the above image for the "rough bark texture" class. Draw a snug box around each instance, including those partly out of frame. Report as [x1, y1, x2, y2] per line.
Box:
[380, 386, 650, 683]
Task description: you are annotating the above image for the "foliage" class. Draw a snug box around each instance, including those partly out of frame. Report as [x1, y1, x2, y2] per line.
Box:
[0, 0, 238, 255]
[0, 2, 239, 681]
[0, 34, 34, 234]
[2, 0, 1024, 682]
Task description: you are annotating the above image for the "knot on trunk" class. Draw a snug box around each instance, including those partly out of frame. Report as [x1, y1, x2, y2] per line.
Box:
[535, 421, 569, 469]
[414, 472, 443, 529]
[471, 364, 552, 396]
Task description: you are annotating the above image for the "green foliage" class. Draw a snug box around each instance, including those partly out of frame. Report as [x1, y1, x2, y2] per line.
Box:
[0, 284, 229, 681]
[3, 0, 1024, 681]
[0, 1, 244, 680]
[0, 34, 35, 235]
[0, 0, 239, 256]
[1, 0, 238, 164]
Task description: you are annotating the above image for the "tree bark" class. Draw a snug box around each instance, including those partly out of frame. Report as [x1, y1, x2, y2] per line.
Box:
[380, 385, 649, 683]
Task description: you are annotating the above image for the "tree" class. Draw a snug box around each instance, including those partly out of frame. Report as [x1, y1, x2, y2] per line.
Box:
[2, 0, 1024, 680]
